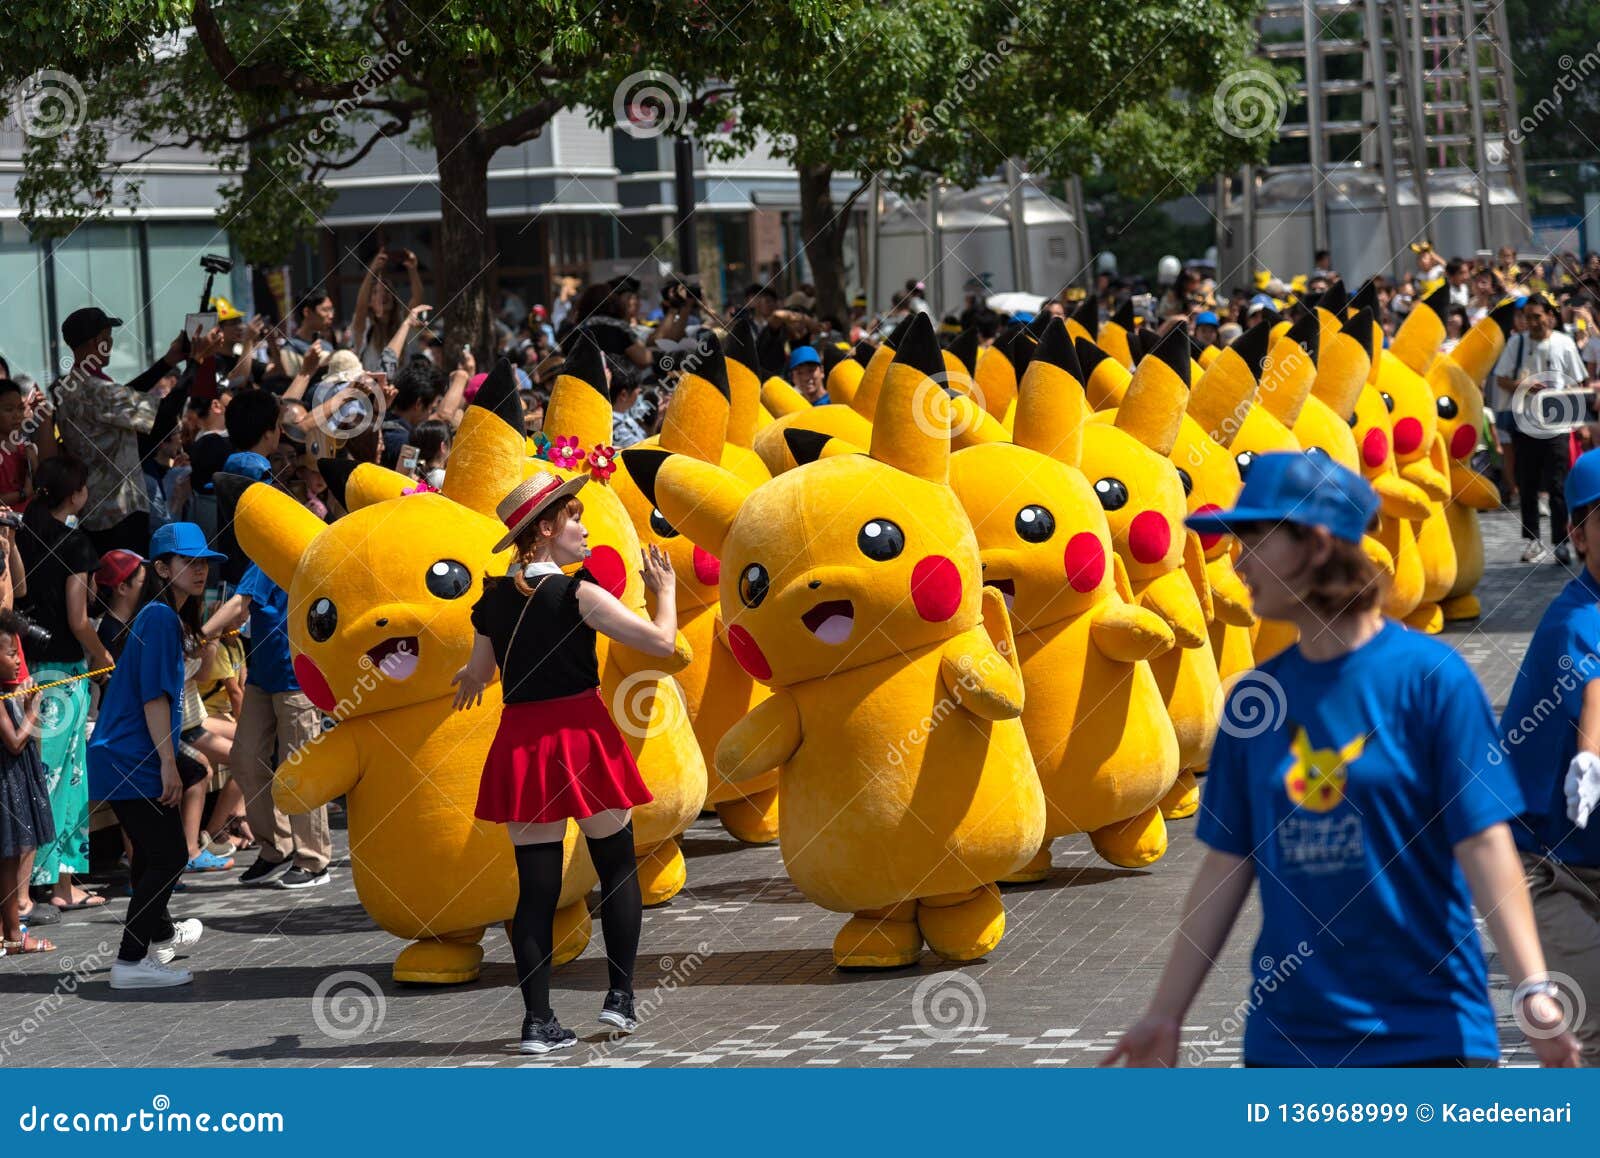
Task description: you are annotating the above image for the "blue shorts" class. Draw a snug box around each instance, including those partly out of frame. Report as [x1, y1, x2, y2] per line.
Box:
[1494, 406, 1517, 436]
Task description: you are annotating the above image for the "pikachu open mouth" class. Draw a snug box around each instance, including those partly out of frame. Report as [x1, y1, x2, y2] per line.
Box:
[983, 577, 1016, 611]
[801, 599, 854, 645]
[367, 636, 420, 681]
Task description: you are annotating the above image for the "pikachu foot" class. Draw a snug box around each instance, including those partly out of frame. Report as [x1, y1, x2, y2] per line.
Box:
[635, 839, 686, 907]
[998, 843, 1053, 885]
[393, 930, 485, 985]
[917, 884, 1005, 963]
[1089, 806, 1169, 869]
[1404, 601, 1444, 634]
[1159, 768, 1200, 820]
[715, 786, 780, 845]
[834, 902, 922, 969]
[1441, 593, 1481, 622]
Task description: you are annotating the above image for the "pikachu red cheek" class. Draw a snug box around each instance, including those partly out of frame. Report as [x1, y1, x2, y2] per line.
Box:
[1362, 428, 1389, 468]
[293, 655, 336, 714]
[1064, 532, 1105, 592]
[1128, 510, 1172, 564]
[726, 624, 771, 680]
[1189, 505, 1223, 552]
[1448, 422, 1475, 460]
[910, 554, 962, 622]
[692, 545, 721, 586]
[1392, 416, 1423, 456]
[586, 544, 627, 596]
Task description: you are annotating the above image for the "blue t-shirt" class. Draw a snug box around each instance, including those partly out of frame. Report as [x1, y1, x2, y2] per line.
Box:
[1500, 567, 1600, 865]
[1196, 620, 1522, 1066]
[86, 602, 187, 801]
[237, 562, 298, 694]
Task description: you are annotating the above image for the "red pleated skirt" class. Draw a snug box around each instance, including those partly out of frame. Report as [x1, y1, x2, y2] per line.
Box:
[475, 688, 654, 824]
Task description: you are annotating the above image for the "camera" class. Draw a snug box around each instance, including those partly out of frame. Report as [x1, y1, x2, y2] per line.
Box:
[14, 613, 51, 652]
[388, 248, 415, 274]
[0, 511, 22, 530]
[199, 254, 234, 276]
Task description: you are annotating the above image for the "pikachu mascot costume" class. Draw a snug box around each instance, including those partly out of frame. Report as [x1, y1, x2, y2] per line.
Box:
[533, 337, 708, 904]
[230, 363, 598, 983]
[1079, 326, 1222, 821]
[624, 314, 1045, 968]
[609, 336, 781, 844]
[949, 320, 1180, 871]
[1375, 286, 1458, 632]
[1432, 303, 1514, 621]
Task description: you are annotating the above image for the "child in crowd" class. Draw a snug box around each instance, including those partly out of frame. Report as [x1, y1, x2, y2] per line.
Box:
[0, 610, 53, 955]
[94, 549, 146, 661]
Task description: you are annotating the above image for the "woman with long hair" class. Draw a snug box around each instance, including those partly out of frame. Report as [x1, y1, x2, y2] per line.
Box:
[352, 245, 423, 373]
[1107, 453, 1580, 1068]
[17, 455, 114, 919]
[452, 469, 678, 1054]
[87, 522, 226, 989]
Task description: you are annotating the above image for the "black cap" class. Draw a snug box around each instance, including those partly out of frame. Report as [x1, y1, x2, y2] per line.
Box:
[62, 306, 123, 349]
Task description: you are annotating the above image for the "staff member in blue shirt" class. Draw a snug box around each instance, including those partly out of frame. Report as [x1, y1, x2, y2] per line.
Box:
[1107, 454, 1578, 1067]
[88, 523, 226, 991]
[1501, 447, 1600, 1065]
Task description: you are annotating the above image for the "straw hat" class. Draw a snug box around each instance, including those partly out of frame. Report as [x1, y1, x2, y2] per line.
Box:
[492, 468, 588, 553]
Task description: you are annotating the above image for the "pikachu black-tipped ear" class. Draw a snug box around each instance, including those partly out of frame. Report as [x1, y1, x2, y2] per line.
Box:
[871, 311, 950, 482]
[1348, 278, 1379, 318]
[474, 357, 525, 433]
[692, 330, 733, 400]
[1488, 300, 1517, 340]
[725, 317, 761, 377]
[315, 458, 357, 512]
[561, 331, 609, 398]
[621, 447, 670, 509]
[545, 330, 614, 448]
[1033, 317, 1080, 380]
[1150, 322, 1191, 386]
[1001, 327, 1036, 377]
[1189, 343, 1260, 448]
[948, 328, 980, 376]
[1115, 324, 1189, 456]
[1321, 279, 1348, 315]
[1390, 284, 1447, 374]
[444, 355, 533, 516]
[1343, 307, 1377, 363]
[1257, 325, 1319, 428]
[661, 337, 732, 462]
[1075, 335, 1131, 410]
[1231, 320, 1273, 381]
[783, 427, 861, 465]
[621, 448, 749, 558]
[853, 339, 877, 366]
[1072, 294, 1098, 339]
[892, 310, 945, 380]
[1422, 283, 1451, 318]
[1286, 313, 1321, 363]
[1450, 302, 1515, 385]
[1112, 299, 1135, 330]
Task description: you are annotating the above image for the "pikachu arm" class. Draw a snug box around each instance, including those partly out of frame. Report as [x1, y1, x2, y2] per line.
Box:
[714, 689, 802, 784]
[1398, 444, 1450, 503]
[608, 631, 694, 677]
[1373, 469, 1432, 521]
[1362, 534, 1395, 577]
[1450, 462, 1502, 510]
[940, 589, 1026, 721]
[1138, 567, 1207, 648]
[1182, 530, 1214, 625]
[273, 719, 362, 814]
[1205, 554, 1256, 627]
[1089, 597, 1175, 663]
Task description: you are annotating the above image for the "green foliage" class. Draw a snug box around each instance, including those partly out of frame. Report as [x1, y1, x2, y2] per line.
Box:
[1505, 0, 1600, 162]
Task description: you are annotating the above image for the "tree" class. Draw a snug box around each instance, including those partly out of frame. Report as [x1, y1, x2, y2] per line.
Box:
[1504, 0, 1600, 163]
[1, 0, 838, 353]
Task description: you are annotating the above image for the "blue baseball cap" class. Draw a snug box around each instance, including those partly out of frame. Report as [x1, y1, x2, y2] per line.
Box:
[1567, 448, 1600, 513]
[149, 521, 227, 562]
[1195, 310, 1220, 327]
[788, 345, 822, 370]
[1185, 452, 1379, 545]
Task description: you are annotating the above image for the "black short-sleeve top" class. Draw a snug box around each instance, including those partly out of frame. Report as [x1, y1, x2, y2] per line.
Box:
[470, 567, 600, 704]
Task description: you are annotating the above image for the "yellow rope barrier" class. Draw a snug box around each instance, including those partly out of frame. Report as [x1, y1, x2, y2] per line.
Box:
[0, 628, 244, 701]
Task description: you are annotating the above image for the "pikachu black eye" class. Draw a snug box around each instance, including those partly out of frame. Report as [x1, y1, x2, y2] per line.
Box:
[1234, 451, 1256, 479]
[649, 508, 679, 539]
[307, 597, 338, 642]
[1014, 505, 1056, 543]
[738, 563, 770, 608]
[1175, 468, 1193, 496]
[1436, 396, 1459, 420]
[857, 519, 905, 561]
[425, 560, 472, 599]
[1093, 478, 1129, 511]
[1380, 391, 1395, 412]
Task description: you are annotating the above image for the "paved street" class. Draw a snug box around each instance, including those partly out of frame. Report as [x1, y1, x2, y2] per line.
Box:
[0, 509, 1576, 1068]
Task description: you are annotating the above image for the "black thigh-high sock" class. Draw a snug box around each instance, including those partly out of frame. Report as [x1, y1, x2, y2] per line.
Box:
[584, 823, 642, 995]
[511, 840, 565, 1019]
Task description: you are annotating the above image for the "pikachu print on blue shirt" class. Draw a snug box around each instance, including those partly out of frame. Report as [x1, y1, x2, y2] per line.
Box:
[1274, 727, 1367, 878]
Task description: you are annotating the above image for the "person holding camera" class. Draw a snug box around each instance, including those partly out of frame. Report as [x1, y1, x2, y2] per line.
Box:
[353, 246, 424, 373]
[17, 456, 115, 918]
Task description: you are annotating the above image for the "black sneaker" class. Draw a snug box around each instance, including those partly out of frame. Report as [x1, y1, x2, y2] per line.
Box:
[1555, 543, 1574, 566]
[239, 856, 293, 887]
[276, 866, 331, 890]
[599, 989, 638, 1033]
[520, 1013, 577, 1055]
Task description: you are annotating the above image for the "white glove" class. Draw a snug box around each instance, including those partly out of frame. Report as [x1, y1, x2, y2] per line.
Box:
[1564, 750, 1600, 829]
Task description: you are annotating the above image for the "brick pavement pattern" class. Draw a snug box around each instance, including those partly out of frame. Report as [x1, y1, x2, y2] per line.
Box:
[0, 510, 1577, 1067]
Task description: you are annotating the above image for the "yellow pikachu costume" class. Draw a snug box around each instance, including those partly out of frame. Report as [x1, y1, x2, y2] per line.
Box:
[1080, 327, 1222, 813]
[950, 320, 1180, 871]
[1432, 303, 1514, 621]
[231, 363, 597, 983]
[1377, 286, 1457, 633]
[609, 337, 781, 844]
[539, 338, 708, 903]
[624, 314, 1044, 968]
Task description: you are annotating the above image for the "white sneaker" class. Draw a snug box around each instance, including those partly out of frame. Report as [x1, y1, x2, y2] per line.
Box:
[148, 919, 203, 965]
[1521, 540, 1550, 564]
[110, 957, 193, 990]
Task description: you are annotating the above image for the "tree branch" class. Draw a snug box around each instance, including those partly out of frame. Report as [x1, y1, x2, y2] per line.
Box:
[191, 0, 389, 102]
[308, 117, 413, 173]
[838, 175, 873, 217]
[480, 96, 564, 152]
